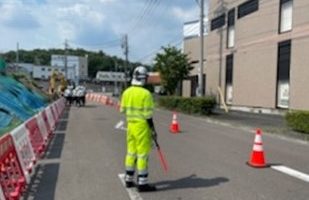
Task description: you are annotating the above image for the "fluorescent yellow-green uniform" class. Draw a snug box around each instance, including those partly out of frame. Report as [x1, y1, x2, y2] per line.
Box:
[120, 86, 154, 184]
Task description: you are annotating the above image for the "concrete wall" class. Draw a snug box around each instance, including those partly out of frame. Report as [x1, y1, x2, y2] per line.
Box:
[182, 36, 207, 96]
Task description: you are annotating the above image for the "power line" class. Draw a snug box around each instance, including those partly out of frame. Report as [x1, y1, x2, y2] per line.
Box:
[127, 0, 157, 34]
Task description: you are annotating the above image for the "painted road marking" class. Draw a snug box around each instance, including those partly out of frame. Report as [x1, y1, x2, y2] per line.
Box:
[114, 120, 127, 131]
[118, 174, 143, 200]
[271, 165, 309, 183]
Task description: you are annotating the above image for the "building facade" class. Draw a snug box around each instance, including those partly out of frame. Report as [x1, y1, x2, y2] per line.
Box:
[183, 0, 309, 112]
[51, 55, 88, 82]
[32, 65, 65, 80]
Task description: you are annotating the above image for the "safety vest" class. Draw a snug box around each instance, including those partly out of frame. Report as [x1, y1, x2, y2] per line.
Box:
[120, 86, 154, 122]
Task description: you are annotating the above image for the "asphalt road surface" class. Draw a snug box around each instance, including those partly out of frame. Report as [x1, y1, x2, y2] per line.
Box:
[23, 101, 309, 200]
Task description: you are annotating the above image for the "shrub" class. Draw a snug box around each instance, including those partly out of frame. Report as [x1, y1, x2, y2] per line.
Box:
[285, 111, 309, 134]
[158, 96, 216, 115]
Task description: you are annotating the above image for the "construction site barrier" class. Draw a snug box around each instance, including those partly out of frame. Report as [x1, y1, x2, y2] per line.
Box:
[0, 97, 66, 199]
[41, 110, 52, 137]
[50, 105, 57, 123]
[0, 134, 26, 200]
[10, 124, 36, 183]
[0, 186, 5, 200]
[25, 118, 45, 158]
[45, 106, 56, 131]
[35, 112, 49, 143]
[52, 103, 60, 120]
[86, 93, 112, 105]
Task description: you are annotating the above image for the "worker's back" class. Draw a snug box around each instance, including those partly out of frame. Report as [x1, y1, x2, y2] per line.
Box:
[120, 86, 153, 123]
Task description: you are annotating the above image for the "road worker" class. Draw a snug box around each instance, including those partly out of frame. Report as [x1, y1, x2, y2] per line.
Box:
[120, 66, 157, 192]
[63, 85, 73, 105]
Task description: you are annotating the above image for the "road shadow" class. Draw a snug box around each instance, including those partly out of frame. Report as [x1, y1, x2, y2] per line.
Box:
[43, 133, 66, 159]
[22, 163, 59, 200]
[154, 174, 229, 191]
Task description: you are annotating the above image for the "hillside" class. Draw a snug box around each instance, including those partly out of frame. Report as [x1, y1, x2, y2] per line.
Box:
[0, 73, 49, 136]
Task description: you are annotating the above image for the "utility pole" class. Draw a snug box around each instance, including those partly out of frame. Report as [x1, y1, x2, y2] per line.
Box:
[16, 42, 19, 64]
[197, 0, 205, 97]
[121, 34, 129, 88]
[114, 59, 119, 96]
[64, 39, 69, 80]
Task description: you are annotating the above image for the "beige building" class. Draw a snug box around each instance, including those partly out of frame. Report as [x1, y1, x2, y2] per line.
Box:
[183, 0, 309, 112]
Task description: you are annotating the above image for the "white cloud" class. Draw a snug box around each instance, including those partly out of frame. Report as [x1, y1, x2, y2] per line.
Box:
[171, 6, 199, 22]
[0, 0, 196, 63]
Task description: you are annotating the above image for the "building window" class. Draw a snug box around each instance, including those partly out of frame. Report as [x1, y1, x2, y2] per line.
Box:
[227, 8, 235, 48]
[190, 75, 198, 97]
[211, 13, 226, 31]
[237, 0, 259, 19]
[279, 0, 293, 33]
[276, 40, 291, 108]
[225, 54, 234, 104]
[41, 68, 45, 71]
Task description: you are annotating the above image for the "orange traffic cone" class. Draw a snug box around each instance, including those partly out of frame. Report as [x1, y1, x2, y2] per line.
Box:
[247, 129, 267, 168]
[169, 112, 180, 133]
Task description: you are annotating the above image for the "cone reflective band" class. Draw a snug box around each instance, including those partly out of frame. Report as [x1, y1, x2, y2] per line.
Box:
[247, 129, 267, 168]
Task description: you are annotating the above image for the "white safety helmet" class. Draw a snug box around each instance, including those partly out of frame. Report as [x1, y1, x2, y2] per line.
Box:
[131, 66, 148, 86]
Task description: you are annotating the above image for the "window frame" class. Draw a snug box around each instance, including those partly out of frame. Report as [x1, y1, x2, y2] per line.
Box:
[237, 0, 259, 19]
[227, 8, 236, 48]
[278, 0, 293, 34]
[210, 13, 226, 31]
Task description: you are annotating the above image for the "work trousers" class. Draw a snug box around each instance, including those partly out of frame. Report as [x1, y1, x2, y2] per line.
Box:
[125, 120, 152, 176]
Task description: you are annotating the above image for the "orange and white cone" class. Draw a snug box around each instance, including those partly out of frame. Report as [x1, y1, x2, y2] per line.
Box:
[247, 129, 267, 168]
[169, 112, 180, 134]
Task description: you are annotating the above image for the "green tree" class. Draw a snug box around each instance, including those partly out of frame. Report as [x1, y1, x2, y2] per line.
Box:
[154, 46, 193, 95]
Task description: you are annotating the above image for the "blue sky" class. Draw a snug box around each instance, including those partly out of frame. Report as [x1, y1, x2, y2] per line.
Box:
[0, 0, 204, 64]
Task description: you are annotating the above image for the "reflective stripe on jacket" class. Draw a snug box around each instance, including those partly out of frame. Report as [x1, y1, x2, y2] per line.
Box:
[120, 86, 154, 122]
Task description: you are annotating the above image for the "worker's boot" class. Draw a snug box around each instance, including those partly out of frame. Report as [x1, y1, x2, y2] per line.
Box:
[125, 171, 135, 188]
[137, 174, 156, 192]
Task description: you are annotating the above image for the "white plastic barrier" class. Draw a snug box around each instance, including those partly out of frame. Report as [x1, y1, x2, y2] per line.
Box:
[10, 124, 36, 183]
[46, 106, 56, 130]
[0, 186, 5, 200]
[36, 111, 49, 143]
[52, 102, 60, 120]
[57, 98, 65, 115]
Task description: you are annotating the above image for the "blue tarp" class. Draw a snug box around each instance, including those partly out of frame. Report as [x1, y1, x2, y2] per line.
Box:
[0, 75, 47, 132]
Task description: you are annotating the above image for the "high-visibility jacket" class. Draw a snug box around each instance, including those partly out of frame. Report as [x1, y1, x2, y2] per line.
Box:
[120, 86, 154, 122]
[120, 86, 154, 176]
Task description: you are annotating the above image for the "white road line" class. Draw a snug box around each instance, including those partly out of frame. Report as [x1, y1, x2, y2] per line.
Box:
[118, 174, 143, 200]
[271, 165, 309, 183]
[114, 120, 127, 131]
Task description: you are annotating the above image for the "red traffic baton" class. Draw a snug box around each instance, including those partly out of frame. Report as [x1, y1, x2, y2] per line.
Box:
[152, 132, 168, 173]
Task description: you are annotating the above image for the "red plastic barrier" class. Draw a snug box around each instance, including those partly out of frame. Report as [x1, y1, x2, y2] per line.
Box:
[25, 118, 45, 158]
[0, 134, 26, 200]
[10, 124, 36, 184]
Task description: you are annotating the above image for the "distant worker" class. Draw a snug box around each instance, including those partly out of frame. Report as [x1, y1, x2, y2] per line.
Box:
[120, 66, 157, 192]
[64, 86, 73, 105]
[73, 85, 86, 107]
